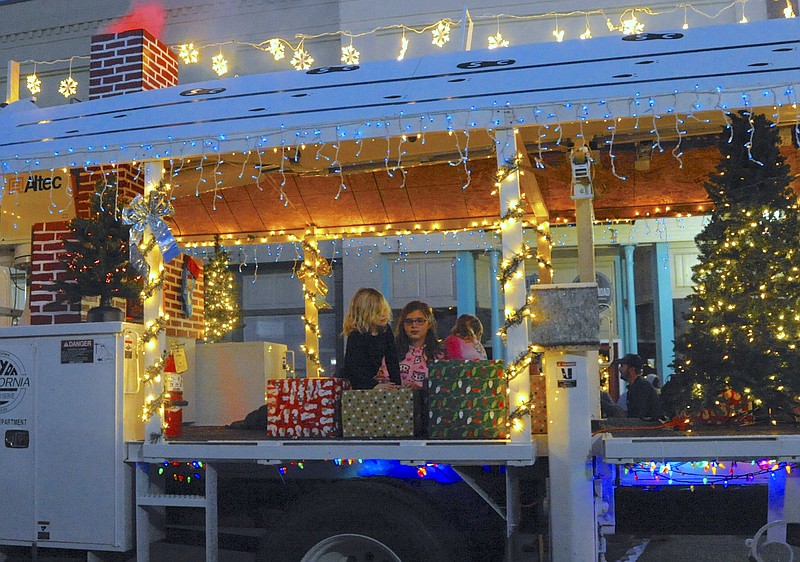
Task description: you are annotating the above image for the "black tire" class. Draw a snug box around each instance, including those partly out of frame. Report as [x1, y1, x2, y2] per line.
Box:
[259, 479, 466, 562]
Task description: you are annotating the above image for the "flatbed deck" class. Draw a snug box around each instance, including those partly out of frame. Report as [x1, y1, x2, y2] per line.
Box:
[127, 425, 538, 465]
[597, 422, 800, 463]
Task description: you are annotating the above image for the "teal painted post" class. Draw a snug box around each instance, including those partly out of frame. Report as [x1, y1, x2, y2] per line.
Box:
[489, 250, 504, 361]
[380, 254, 391, 304]
[652, 243, 675, 383]
[456, 251, 477, 315]
[613, 253, 625, 358]
[622, 244, 638, 354]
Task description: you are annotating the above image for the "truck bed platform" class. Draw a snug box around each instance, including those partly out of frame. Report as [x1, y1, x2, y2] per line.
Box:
[596, 421, 800, 464]
[127, 425, 538, 465]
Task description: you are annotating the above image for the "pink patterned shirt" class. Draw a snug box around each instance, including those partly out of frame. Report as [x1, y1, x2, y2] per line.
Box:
[444, 334, 487, 361]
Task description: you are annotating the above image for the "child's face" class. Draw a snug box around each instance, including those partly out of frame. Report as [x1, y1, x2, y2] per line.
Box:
[372, 310, 389, 329]
[402, 310, 429, 345]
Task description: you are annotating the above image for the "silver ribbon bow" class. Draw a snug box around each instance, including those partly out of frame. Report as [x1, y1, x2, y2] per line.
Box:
[122, 186, 180, 277]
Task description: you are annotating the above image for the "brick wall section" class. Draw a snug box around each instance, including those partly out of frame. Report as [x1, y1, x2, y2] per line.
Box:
[75, 165, 145, 218]
[164, 257, 204, 340]
[29, 221, 81, 325]
[89, 29, 179, 100]
[30, 221, 204, 334]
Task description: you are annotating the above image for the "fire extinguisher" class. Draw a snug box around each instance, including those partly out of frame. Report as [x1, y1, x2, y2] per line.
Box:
[163, 354, 188, 438]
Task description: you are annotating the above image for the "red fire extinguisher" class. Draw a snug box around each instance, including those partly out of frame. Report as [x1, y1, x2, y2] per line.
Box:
[163, 354, 188, 438]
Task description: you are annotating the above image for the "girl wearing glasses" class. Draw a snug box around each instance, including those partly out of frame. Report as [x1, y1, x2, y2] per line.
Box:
[339, 288, 401, 390]
[378, 300, 442, 389]
[444, 314, 488, 361]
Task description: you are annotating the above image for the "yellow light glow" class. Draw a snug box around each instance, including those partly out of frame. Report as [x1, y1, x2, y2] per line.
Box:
[431, 20, 451, 47]
[212, 53, 228, 76]
[488, 32, 509, 49]
[340, 44, 360, 65]
[58, 76, 78, 98]
[621, 15, 644, 35]
[267, 38, 286, 61]
[26, 73, 42, 95]
[397, 35, 409, 61]
[291, 47, 315, 70]
[178, 43, 199, 64]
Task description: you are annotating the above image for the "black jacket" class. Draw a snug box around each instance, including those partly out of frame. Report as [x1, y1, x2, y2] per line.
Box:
[626, 376, 664, 419]
[338, 325, 401, 389]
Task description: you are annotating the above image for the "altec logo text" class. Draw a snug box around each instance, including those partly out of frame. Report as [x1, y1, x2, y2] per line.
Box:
[25, 175, 64, 192]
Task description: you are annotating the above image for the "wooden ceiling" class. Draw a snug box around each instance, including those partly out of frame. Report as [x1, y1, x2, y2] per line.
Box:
[167, 133, 800, 243]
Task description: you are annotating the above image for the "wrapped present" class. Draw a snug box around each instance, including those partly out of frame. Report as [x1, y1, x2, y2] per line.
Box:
[427, 360, 509, 439]
[529, 374, 547, 434]
[699, 388, 754, 425]
[341, 388, 419, 438]
[267, 377, 350, 438]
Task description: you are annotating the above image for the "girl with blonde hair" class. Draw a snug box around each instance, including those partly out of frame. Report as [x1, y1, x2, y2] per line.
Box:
[338, 288, 401, 389]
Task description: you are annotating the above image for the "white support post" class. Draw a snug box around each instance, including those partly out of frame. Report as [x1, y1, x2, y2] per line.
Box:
[143, 162, 166, 442]
[541, 143, 600, 561]
[303, 231, 321, 377]
[495, 124, 530, 439]
[544, 350, 598, 562]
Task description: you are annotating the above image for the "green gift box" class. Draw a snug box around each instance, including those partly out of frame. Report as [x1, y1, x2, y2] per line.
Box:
[426, 360, 509, 439]
[341, 388, 417, 438]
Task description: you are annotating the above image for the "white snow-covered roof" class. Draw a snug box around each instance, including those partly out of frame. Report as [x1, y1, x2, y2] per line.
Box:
[0, 18, 797, 175]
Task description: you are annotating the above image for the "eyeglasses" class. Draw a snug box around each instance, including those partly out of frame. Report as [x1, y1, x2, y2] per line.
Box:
[403, 318, 428, 326]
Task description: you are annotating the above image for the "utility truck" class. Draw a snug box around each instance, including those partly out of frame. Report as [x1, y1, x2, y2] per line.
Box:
[1, 15, 799, 562]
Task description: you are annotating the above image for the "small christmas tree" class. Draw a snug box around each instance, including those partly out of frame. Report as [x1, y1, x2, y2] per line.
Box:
[203, 235, 243, 342]
[668, 112, 800, 416]
[56, 179, 141, 312]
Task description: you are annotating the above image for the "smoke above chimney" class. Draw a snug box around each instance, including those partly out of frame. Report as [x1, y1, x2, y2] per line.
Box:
[103, 2, 166, 40]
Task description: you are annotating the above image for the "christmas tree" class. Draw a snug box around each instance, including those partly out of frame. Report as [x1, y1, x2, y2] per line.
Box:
[668, 112, 800, 416]
[203, 235, 243, 342]
[56, 179, 141, 308]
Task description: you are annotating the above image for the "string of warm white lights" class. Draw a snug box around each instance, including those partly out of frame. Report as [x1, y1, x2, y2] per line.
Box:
[296, 236, 332, 376]
[12, 0, 796, 96]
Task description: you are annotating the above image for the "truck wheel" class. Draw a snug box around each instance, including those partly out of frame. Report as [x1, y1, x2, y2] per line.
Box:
[260, 480, 464, 562]
[299, 533, 402, 562]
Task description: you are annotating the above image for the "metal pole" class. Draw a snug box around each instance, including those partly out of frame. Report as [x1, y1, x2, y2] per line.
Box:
[505, 466, 520, 562]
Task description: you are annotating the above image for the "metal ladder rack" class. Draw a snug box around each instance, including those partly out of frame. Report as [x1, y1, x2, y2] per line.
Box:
[135, 462, 218, 562]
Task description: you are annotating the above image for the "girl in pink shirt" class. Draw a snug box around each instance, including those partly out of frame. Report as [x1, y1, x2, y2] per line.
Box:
[444, 314, 488, 361]
[377, 301, 442, 388]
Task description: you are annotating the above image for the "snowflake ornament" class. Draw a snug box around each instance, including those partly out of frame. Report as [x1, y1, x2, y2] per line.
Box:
[267, 38, 285, 61]
[59, 76, 78, 98]
[397, 35, 409, 61]
[178, 43, 198, 64]
[26, 73, 41, 95]
[621, 15, 645, 35]
[431, 20, 451, 47]
[291, 47, 314, 70]
[488, 32, 509, 49]
[340, 44, 360, 65]
[212, 53, 228, 76]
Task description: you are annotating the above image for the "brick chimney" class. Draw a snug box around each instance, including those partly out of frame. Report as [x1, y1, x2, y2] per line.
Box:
[29, 29, 194, 327]
[89, 28, 179, 100]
